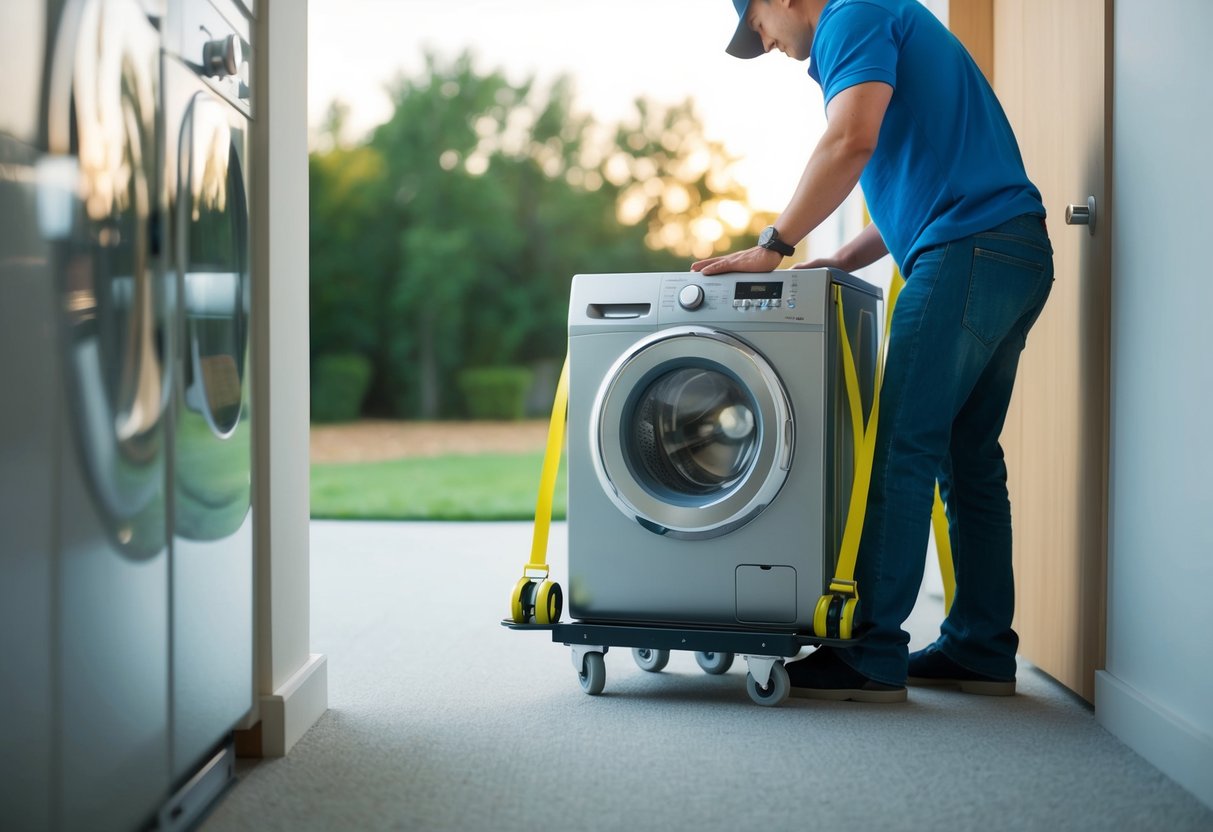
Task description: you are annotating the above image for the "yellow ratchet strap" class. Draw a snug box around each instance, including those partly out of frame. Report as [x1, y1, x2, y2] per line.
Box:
[828, 271, 957, 628]
[829, 283, 874, 598]
[523, 356, 570, 580]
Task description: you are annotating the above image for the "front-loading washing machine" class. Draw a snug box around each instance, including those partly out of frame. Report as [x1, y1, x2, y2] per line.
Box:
[162, 0, 254, 789]
[567, 269, 881, 632]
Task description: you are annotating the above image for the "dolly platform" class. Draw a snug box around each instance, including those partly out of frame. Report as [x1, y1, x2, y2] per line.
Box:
[504, 619, 863, 707]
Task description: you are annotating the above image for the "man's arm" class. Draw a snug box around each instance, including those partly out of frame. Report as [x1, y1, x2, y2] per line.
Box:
[794, 221, 889, 271]
[691, 81, 893, 276]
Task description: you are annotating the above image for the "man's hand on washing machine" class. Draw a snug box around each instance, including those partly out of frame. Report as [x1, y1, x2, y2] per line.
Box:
[691, 245, 783, 276]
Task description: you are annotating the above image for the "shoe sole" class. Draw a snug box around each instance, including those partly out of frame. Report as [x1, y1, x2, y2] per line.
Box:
[790, 686, 907, 704]
[906, 676, 1015, 696]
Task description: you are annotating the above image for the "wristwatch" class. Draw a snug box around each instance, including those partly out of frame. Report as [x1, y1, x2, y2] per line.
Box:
[757, 225, 796, 257]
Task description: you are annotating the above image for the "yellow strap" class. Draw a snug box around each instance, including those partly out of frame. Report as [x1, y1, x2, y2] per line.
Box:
[831, 268, 957, 619]
[831, 287, 879, 591]
[525, 357, 570, 577]
[835, 285, 866, 470]
[828, 269, 903, 595]
[932, 482, 955, 614]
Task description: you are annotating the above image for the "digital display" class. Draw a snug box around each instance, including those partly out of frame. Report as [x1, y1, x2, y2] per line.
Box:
[735, 281, 783, 300]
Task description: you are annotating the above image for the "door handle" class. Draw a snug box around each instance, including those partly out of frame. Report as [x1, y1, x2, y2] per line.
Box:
[1065, 196, 1097, 235]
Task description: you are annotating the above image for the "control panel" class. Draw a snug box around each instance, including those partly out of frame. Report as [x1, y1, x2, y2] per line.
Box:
[658, 273, 825, 326]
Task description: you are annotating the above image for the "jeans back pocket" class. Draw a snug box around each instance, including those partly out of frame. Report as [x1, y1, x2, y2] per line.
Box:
[963, 247, 1048, 347]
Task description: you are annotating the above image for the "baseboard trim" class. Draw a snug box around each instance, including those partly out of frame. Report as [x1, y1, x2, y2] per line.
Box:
[1095, 670, 1213, 809]
[247, 653, 328, 757]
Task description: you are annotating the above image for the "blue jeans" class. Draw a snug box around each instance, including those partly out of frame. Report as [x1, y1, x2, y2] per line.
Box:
[840, 214, 1055, 685]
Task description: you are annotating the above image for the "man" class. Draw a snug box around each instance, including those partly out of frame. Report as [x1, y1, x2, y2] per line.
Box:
[692, 0, 1054, 703]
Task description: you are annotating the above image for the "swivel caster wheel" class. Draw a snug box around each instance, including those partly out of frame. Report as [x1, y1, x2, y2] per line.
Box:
[632, 648, 670, 673]
[746, 662, 790, 707]
[578, 652, 606, 696]
[695, 651, 734, 675]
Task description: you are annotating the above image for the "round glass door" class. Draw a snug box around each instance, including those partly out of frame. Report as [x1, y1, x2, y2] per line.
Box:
[593, 327, 793, 539]
[173, 91, 251, 542]
[629, 367, 759, 498]
[57, 0, 165, 558]
[180, 93, 248, 439]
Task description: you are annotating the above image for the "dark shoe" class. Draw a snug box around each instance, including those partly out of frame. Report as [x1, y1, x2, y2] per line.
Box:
[907, 644, 1015, 696]
[785, 647, 906, 703]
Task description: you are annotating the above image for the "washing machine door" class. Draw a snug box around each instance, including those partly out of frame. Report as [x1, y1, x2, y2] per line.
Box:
[592, 326, 794, 539]
[173, 90, 251, 541]
[46, 0, 167, 559]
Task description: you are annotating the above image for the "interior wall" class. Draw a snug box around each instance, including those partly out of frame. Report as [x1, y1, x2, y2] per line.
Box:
[247, 0, 328, 756]
[1096, 0, 1213, 810]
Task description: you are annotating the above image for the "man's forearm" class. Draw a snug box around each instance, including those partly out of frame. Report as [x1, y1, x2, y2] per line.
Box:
[836, 222, 889, 271]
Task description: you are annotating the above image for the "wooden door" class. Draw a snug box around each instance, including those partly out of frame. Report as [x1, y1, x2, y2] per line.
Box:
[985, 0, 1112, 702]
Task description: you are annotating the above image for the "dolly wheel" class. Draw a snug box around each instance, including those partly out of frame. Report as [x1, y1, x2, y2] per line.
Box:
[695, 651, 734, 675]
[510, 577, 531, 623]
[840, 598, 860, 640]
[579, 652, 606, 695]
[746, 662, 790, 707]
[813, 594, 834, 638]
[814, 594, 849, 639]
[632, 648, 670, 673]
[534, 580, 563, 624]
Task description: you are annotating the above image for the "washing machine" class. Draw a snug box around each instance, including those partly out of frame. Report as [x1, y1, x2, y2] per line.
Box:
[0, 4, 58, 829]
[38, 0, 173, 828]
[162, 0, 255, 788]
[567, 269, 881, 632]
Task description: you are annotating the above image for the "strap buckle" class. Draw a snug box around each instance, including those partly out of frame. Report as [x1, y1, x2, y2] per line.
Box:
[828, 579, 859, 598]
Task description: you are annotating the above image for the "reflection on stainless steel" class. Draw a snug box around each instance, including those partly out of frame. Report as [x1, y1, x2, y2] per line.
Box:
[72, 0, 158, 223]
[34, 156, 79, 240]
[48, 0, 167, 554]
[183, 271, 244, 434]
[191, 99, 230, 220]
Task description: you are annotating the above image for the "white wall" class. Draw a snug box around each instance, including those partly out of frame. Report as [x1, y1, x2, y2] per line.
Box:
[1096, 0, 1213, 810]
[250, 0, 328, 756]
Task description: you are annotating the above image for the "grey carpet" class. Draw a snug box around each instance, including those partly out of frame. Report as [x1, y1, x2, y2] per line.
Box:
[202, 521, 1213, 832]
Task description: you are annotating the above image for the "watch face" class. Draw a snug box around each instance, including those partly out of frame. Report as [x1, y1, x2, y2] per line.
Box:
[759, 226, 775, 246]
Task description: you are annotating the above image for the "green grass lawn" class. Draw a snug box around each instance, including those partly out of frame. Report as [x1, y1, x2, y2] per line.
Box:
[310, 452, 567, 521]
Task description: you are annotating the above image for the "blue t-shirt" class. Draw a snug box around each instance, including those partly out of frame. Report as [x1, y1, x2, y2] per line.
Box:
[808, 0, 1044, 273]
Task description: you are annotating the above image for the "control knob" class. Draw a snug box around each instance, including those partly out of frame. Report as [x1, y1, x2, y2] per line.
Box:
[678, 284, 705, 310]
[203, 34, 242, 79]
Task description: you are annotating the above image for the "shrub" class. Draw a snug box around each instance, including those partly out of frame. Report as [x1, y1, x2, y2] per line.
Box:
[311, 352, 373, 423]
[458, 366, 534, 420]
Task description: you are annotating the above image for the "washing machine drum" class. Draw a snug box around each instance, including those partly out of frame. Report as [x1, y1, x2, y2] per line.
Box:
[593, 327, 794, 539]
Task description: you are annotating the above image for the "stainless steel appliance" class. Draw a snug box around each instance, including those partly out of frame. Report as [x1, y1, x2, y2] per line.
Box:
[43, 0, 172, 828]
[162, 0, 254, 797]
[1, 3, 58, 829]
[0, 0, 256, 827]
[567, 270, 880, 630]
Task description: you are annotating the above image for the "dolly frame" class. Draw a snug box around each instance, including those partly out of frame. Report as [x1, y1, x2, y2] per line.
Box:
[503, 619, 865, 706]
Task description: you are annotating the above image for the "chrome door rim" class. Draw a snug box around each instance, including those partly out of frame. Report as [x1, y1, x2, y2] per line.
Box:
[591, 326, 793, 539]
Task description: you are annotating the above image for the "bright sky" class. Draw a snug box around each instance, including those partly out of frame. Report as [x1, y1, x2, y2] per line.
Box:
[306, 0, 828, 214]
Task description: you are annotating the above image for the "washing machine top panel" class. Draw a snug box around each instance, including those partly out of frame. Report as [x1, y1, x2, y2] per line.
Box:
[569, 270, 880, 336]
[163, 0, 252, 117]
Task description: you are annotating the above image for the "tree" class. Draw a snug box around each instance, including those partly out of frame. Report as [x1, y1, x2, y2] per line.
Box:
[309, 50, 773, 419]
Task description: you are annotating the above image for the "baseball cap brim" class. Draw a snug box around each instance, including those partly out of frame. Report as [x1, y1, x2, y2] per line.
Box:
[726, 0, 764, 59]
